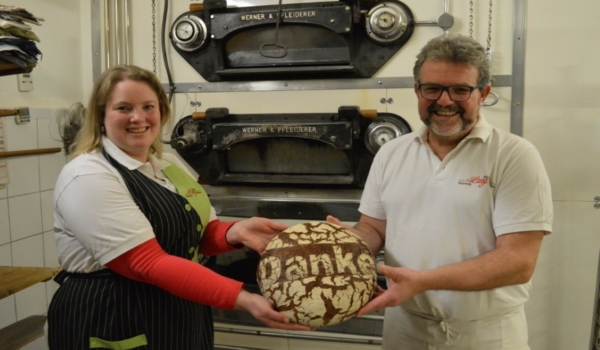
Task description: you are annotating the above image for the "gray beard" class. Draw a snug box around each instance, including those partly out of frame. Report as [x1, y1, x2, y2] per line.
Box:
[424, 109, 478, 137]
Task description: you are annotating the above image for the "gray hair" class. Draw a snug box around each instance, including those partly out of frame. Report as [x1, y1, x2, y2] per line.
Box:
[413, 34, 491, 87]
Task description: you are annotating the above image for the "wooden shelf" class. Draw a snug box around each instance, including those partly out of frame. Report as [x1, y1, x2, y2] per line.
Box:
[0, 315, 46, 350]
[0, 266, 61, 350]
[0, 62, 35, 77]
[0, 266, 61, 300]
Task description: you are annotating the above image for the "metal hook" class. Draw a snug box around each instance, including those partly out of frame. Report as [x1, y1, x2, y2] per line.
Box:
[259, 0, 288, 59]
[483, 91, 499, 106]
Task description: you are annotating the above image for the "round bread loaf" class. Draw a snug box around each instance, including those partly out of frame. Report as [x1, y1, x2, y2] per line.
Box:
[257, 222, 377, 328]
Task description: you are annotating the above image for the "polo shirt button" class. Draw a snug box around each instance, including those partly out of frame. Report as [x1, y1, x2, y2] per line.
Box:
[197, 224, 202, 232]
[185, 204, 192, 211]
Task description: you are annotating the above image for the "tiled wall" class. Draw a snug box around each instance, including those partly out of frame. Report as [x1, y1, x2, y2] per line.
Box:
[0, 108, 66, 349]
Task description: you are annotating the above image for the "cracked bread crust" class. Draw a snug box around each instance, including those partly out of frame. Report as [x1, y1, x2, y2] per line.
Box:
[257, 222, 377, 328]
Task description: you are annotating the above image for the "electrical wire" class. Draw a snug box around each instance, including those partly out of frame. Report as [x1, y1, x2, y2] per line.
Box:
[161, 0, 175, 104]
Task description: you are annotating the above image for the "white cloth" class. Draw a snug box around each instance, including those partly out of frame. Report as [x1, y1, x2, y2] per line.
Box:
[0, 18, 31, 30]
[53, 137, 217, 273]
[359, 115, 552, 346]
[383, 305, 530, 350]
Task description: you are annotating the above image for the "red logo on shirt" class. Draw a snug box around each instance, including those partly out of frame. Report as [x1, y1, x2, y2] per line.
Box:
[459, 176, 493, 188]
[185, 188, 201, 197]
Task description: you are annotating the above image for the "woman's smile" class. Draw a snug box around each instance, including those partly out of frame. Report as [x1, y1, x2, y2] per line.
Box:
[103, 79, 161, 162]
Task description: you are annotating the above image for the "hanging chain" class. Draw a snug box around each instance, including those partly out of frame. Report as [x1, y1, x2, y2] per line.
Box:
[487, 0, 493, 48]
[152, 0, 157, 74]
[468, 0, 474, 38]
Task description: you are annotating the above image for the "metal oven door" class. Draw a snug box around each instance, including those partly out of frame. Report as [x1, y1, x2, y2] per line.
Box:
[171, 106, 411, 189]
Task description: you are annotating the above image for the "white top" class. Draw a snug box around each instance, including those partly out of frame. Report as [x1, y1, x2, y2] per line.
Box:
[359, 114, 553, 321]
[53, 137, 217, 273]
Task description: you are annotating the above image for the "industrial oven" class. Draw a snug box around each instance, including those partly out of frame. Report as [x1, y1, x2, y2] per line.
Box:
[165, 0, 417, 344]
[170, 105, 410, 348]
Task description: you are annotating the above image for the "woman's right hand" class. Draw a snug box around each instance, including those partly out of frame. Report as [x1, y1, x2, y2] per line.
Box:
[234, 290, 313, 331]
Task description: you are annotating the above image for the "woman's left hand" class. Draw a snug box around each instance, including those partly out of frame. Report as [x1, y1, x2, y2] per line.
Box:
[235, 290, 313, 331]
[226, 217, 288, 253]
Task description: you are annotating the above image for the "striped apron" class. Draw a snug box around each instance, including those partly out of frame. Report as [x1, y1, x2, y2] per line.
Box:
[48, 150, 214, 349]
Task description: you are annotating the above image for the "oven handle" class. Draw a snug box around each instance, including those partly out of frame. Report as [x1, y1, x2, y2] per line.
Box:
[214, 326, 382, 346]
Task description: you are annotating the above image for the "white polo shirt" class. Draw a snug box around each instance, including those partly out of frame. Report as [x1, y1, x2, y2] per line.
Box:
[53, 137, 217, 273]
[359, 114, 552, 321]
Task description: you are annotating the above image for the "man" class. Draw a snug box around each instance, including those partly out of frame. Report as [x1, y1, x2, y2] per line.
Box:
[329, 34, 552, 349]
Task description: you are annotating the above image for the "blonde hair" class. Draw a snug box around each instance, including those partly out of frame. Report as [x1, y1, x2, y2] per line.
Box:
[69, 65, 171, 159]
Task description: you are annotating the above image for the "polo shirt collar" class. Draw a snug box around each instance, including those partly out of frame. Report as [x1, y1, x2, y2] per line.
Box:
[101, 136, 170, 172]
[413, 113, 493, 144]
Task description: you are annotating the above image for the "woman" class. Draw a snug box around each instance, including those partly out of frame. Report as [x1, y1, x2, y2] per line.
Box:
[47, 65, 309, 349]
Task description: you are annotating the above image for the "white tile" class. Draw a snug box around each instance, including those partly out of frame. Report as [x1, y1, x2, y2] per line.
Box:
[15, 283, 47, 320]
[0, 185, 6, 199]
[0, 295, 16, 329]
[43, 230, 59, 268]
[39, 153, 65, 191]
[0, 199, 9, 245]
[9, 193, 43, 241]
[7, 156, 41, 197]
[40, 190, 54, 233]
[20, 336, 49, 350]
[3, 116, 38, 151]
[12, 234, 45, 267]
[30, 108, 53, 121]
[37, 116, 65, 150]
[0, 243, 12, 264]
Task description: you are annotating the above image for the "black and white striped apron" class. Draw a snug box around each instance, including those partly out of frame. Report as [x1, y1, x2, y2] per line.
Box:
[48, 150, 214, 349]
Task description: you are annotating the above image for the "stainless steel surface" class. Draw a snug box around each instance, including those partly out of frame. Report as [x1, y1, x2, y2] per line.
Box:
[215, 345, 266, 350]
[123, 0, 131, 65]
[205, 185, 363, 201]
[214, 326, 382, 346]
[164, 74, 512, 93]
[510, 0, 527, 136]
[483, 91, 499, 106]
[103, 0, 110, 70]
[91, 0, 101, 82]
[212, 284, 384, 341]
[205, 185, 362, 221]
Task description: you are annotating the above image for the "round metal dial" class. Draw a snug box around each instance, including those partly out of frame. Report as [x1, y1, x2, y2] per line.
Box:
[373, 128, 395, 145]
[376, 11, 396, 30]
[364, 117, 411, 154]
[366, 3, 409, 43]
[171, 15, 207, 52]
[175, 21, 194, 41]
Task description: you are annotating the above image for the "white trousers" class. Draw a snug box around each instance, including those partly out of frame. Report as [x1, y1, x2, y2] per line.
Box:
[382, 306, 530, 350]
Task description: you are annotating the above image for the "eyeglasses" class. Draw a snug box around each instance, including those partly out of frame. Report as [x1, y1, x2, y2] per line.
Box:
[417, 83, 482, 102]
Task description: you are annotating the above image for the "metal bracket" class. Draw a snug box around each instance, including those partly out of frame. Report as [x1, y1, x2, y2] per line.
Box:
[414, 0, 453, 34]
